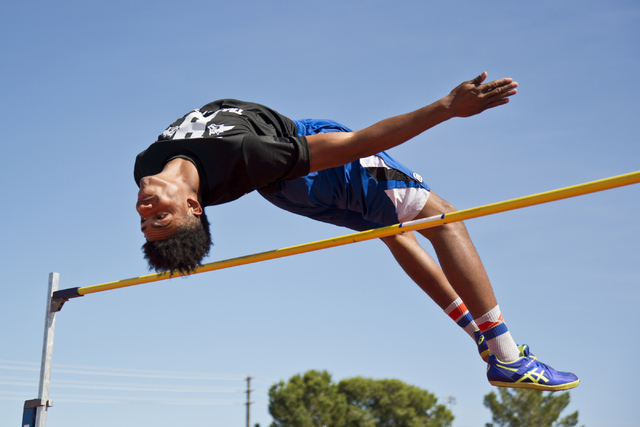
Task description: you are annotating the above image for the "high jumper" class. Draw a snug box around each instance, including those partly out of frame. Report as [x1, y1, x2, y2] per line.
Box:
[134, 72, 579, 391]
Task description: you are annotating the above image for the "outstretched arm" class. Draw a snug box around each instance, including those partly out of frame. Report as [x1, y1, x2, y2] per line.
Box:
[307, 72, 518, 172]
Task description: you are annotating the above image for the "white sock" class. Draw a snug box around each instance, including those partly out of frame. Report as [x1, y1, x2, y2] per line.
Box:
[476, 305, 520, 362]
[444, 297, 478, 339]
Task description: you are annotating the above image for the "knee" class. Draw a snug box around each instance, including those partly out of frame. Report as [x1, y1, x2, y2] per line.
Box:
[419, 191, 458, 218]
[431, 194, 457, 215]
[418, 196, 469, 241]
[381, 231, 418, 250]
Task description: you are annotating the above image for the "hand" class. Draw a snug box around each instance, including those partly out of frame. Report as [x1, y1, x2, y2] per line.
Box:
[445, 72, 518, 118]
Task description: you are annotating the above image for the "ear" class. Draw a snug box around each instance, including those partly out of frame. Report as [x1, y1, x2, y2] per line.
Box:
[187, 198, 203, 216]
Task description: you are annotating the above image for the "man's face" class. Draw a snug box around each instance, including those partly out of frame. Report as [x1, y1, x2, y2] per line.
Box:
[136, 176, 191, 241]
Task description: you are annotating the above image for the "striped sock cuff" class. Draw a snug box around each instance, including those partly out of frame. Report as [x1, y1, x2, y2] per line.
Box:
[456, 312, 473, 329]
[477, 306, 519, 361]
[476, 305, 504, 332]
[482, 322, 509, 340]
[445, 298, 479, 340]
[444, 298, 468, 322]
[477, 305, 509, 340]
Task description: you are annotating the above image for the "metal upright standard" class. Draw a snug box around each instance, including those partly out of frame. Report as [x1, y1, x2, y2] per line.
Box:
[22, 273, 58, 427]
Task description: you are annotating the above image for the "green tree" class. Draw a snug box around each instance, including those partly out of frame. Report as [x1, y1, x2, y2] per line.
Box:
[268, 370, 453, 427]
[338, 376, 453, 427]
[268, 370, 347, 427]
[483, 388, 582, 427]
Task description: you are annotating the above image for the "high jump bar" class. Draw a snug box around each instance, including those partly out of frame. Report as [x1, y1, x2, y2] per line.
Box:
[51, 169, 640, 307]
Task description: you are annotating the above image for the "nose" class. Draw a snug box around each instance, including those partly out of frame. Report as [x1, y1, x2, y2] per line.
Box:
[136, 197, 155, 214]
[137, 203, 151, 214]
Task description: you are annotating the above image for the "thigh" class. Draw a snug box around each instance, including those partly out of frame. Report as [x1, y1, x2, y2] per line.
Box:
[414, 191, 472, 243]
[415, 191, 457, 218]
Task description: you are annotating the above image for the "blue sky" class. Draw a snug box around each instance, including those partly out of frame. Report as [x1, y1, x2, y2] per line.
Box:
[1, 1, 639, 426]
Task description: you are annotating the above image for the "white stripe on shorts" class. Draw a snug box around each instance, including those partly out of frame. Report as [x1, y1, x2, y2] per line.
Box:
[359, 155, 430, 223]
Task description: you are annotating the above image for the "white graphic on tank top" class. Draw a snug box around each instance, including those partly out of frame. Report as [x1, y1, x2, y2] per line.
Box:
[163, 108, 244, 139]
[162, 126, 179, 139]
[208, 123, 235, 136]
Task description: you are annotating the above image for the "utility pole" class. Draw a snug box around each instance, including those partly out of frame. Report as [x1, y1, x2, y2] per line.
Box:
[245, 376, 254, 427]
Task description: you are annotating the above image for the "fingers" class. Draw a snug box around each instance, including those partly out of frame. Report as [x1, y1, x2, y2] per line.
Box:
[471, 71, 488, 85]
[482, 90, 517, 112]
[480, 77, 518, 106]
[478, 77, 518, 112]
[484, 85, 518, 107]
[487, 85, 518, 99]
[449, 72, 518, 117]
[482, 77, 517, 93]
[470, 73, 518, 101]
[482, 97, 511, 112]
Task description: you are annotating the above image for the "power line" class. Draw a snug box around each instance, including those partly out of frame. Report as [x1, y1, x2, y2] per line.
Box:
[0, 361, 276, 412]
[0, 360, 275, 382]
[1, 377, 248, 393]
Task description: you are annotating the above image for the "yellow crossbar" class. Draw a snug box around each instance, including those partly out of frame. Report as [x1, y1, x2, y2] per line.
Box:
[76, 170, 640, 297]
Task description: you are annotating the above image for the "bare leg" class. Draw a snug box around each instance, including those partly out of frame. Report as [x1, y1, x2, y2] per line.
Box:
[381, 231, 458, 309]
[382, 229, 489, 361]
[415, 191, 497, 319]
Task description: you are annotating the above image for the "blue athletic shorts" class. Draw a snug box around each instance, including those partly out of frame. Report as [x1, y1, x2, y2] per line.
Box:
[257, 119, 431, 231]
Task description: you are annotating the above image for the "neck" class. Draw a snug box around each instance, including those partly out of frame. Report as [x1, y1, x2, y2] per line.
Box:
[160, 158, 202, 202]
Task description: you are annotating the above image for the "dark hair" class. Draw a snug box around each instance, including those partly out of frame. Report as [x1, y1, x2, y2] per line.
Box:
[142, 212, 212, 276]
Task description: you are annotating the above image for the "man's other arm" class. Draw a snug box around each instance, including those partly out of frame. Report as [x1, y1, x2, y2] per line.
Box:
[307, 72, 518, 173]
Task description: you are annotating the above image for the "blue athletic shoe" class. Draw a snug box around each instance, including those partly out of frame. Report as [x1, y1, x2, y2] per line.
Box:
[487, 345, 579, 391]
[520, 344, 537, 360]
[474, 330, 490, 362]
